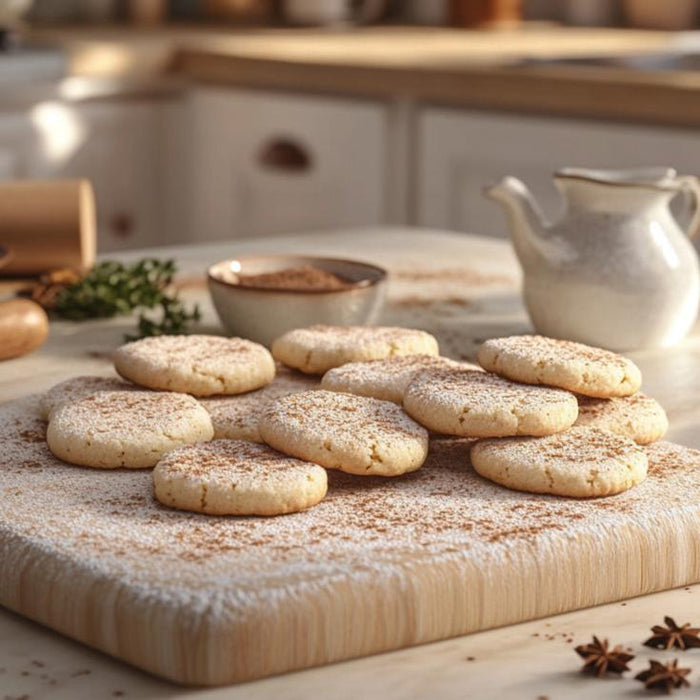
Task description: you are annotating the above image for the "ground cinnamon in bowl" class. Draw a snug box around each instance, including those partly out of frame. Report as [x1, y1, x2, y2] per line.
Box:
[236, 265, 355, 291]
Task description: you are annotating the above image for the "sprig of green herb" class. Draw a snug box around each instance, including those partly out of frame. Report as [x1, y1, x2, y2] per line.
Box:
[52, 259, 200, 340]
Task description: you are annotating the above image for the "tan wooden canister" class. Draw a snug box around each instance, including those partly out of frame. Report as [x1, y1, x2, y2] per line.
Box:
[0, 179, 96, 276]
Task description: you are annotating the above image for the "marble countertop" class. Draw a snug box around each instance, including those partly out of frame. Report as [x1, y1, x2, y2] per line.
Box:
[1, 228, 699, 699]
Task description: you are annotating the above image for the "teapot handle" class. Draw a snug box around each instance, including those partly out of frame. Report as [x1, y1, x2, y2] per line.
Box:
[678, 175, 700, 240]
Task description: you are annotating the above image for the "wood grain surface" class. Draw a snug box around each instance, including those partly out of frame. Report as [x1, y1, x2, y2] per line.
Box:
[1, 394, 699, 686]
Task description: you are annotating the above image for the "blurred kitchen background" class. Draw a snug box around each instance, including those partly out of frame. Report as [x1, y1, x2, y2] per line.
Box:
[4, 0, 700, 252]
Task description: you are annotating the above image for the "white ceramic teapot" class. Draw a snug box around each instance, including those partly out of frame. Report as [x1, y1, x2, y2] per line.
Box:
[485, 167, 700, 350]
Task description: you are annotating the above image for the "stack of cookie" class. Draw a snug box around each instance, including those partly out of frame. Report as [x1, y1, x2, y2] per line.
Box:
[40, 326, 442, 517]
[313, 332, 665, 499]
[39, 326, 668, 518]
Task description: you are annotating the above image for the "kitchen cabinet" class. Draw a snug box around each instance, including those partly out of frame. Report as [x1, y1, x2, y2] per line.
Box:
[417, 108, 700, 237]
[0, 111, 35, 180]
[25, 99, 167, 252]
[187, 87, 388, 241]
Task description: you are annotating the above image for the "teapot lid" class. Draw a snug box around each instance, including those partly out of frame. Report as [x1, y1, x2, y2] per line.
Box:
[555, 167, 681, 192]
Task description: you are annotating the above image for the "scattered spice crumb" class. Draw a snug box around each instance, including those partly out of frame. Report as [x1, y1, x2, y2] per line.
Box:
[112, 692, 125, 698]
[30, 660, 44, 668]
[466, 656, 475, 661]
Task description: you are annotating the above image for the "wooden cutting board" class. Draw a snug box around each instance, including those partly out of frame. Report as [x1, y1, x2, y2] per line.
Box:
[1, 395, 700, 687]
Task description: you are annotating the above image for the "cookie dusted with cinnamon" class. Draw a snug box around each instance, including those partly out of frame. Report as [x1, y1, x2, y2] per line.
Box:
[39, 375, 138, 420]
[471, 427, 648, 498]
[321, 355, 478, 404]
[199, 366, 320, 442]
[153, 440, 327, 516]
[47, 390, 214, 469]
[403, 368, 578, 438]
[477, 335, 642, 398]
[575, 394, 668, 445]
[271, 325, 439, 375]
[259, 390, 428, 477]
[114, 334, 275, 397]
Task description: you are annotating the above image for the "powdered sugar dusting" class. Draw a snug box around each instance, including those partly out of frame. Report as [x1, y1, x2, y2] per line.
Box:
[1, 395, 699, 610]
[321, 355, 478, 403]
[39, 375, 137, 420]
[200, 366, 319, 441]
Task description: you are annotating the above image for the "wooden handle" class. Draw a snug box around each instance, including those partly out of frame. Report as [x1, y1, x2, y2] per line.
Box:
[0, 180, 96, 276]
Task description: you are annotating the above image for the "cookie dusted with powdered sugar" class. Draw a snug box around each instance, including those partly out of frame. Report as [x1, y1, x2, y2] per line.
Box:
[403, 368, 578, 438]
[271, 325, 439, 375]
[471, 427, 648, 498]
[259, 390, 428, 477]
[47, 390, 214, 469]
[477, 335, 641, 398]
[575, 394, 668, 445]
[39, 375, 138, 420]
[199, 366, 320, 442]
[114, 334, 275, 397]
[321, 355, 479, 404]
[153, 440, 327, 516]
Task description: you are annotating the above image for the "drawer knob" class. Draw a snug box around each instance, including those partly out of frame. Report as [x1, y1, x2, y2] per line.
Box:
[258, 138, 312, 173]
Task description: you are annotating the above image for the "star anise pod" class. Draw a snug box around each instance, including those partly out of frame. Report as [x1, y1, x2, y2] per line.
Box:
[635, 659, 691, 693]
[645, 617, 700, 651]
[575, 635, 634, 677]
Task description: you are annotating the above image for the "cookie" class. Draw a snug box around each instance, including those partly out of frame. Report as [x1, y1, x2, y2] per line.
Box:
[153, 440, 327, 516]
[403, 368, 578, 438]
[199, 367, 320, 442]
[271, 325, 439, 375]
[575, 393, 668, 445]
[470, 426, 648, 498]
[114, 334, 275, 397]
[477, 335, 641, 398]
[39, 375, 137, 421]
[47, 390, 214, 469]
[259, 390, 428, 477]
[321, 355, 478, 404]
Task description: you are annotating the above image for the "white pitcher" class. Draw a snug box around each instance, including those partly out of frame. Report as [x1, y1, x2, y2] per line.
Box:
[485, 167, 700, 350]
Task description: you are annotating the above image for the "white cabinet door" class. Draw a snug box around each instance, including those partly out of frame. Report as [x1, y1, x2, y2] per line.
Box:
[417, 108, 700, 238]
[28, 100, 165, 253]
[187, 87, 388, 241]
[0, 111, 34, 181]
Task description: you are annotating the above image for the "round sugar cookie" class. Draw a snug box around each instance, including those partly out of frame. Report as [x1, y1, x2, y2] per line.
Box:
[271, 325, 439, 375]
[477, 335, 641, 398]
[114, 334, 275, 397]
[321, 355, 479, 404]
[47, 390, 214, 469]
[574, 393, 668, 445]
[403, 368, 578, 438]
[39, 375, 137, 420]
[199, 367, 320, 442]
[153, 440, 327, 516]
[259, 390, 428, 477]
[470, 427, 648, 498]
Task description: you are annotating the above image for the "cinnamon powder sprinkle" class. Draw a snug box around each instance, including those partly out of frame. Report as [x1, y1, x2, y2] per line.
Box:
[1, 395, 700, 629]
[236, 266, 354, 291]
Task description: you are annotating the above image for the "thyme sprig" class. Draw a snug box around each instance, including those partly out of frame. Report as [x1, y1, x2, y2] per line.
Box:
[50, 259, 200, 340]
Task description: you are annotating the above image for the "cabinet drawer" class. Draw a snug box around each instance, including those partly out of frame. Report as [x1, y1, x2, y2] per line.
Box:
[188, 87, 388, 240]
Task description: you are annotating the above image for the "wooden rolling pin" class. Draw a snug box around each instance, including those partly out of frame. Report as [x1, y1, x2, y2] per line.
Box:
[0, 299, 49, 361]
[0, 180, 96, 276]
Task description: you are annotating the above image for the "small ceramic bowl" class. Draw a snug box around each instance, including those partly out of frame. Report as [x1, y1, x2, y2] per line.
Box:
[207, 255, 387, 346]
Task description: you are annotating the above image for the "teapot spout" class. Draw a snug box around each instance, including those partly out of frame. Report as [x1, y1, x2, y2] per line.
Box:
[484, 177, 551, 265]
